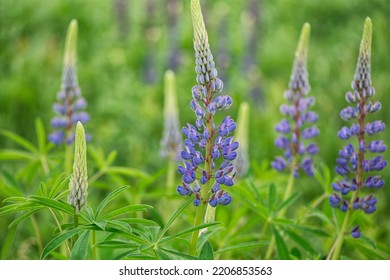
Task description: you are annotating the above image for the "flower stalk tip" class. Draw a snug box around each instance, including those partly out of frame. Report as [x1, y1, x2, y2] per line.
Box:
[69, 122, 88, 214]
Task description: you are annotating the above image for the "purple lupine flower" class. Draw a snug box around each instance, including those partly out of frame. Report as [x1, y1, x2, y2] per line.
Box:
[330, 18, 386, 238]
[49, 20, 90, 145]
[176, 0, 238, 207]
[272, 23, 319, 177]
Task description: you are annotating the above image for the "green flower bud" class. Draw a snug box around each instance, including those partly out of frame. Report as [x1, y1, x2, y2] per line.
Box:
[69, 121, 88, 214]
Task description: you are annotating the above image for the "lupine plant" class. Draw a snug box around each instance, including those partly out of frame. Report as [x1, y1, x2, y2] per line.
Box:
[328, 17, 387, 260]
[1, 1, 390, 261]
[176, 0, 238, 255]
[49, 19, 90, 173]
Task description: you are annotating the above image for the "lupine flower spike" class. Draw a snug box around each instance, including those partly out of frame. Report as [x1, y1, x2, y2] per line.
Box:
[272, 23, 318, 178]
[179, 0, 238, 255]
[235, 102, 250, 177]
[265, 23, 316, 260]
[160, 70, 182, 161]
[329, 18, 386, 260]
[49, 19, 90, 145]
[69, 122, 88, 216]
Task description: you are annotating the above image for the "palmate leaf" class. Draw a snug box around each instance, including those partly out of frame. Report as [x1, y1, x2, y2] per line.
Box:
[71, 230, 91, 260]
[100, 204, 153, 220]
[28, 195, 74, 216]
[0, 129, 37, 153]
[159, 222, 219, 245]
[41, 227, 84, 259]
[0, 149, 35, 161]
[157, 197, 192, 240]
[95, 185, 130, 219]
[281, 227, 316, 256]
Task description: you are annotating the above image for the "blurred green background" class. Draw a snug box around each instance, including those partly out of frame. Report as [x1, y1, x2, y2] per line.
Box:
[1, 0, 390, 255]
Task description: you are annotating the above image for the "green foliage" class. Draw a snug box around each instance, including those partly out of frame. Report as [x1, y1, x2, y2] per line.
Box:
[0, 0, 389, 260]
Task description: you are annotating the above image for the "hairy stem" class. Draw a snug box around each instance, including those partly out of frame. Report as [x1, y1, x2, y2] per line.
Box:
[189, 111, 213, 256]
[329, 99, 365, 260]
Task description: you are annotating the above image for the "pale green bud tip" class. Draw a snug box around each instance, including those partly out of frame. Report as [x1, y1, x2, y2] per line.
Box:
[164, 70, 178, 117]
[296, 23, 310, 62]
[359, 17, 372, 60]
[191, 0, 208, 44]
[69, 121, 88, 214]
[235, 102, 250, 151]
[64, 19, 78, 68]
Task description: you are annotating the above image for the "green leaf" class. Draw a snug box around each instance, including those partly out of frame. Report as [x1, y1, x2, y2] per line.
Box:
[100, 204, 153, 220]
[0, 130, 37, 153]
[106, 220, 132, 234]
[273, 226, 290, 260]
[9, 209, 43, 228]
[157, 198, 192, 240]
[273, 219, 330, 237]
[160, 222, 219, 245]
[268, 183, 277, 211]
[215, 241, 269, 255]
[106, 150, 117, 166]
[282, 227, 316, 255]
[95, 240, 137, 249]
[353, 239, 385, 260]
[28, 195, 74, 216]
[0, 149, 35, 161]
[1, 226, 17, 259]
[35, 118, 47, 153]
[119, 218, 159, 227]
[199, 241, 214, 260]
[0, 170, 23, 196]
[93, 220, 107, 230]
[156, 249, 173, 260]
[107, 166, 150, 179]
[275, 192, 301, 213]
[48, 173, 69, 199]
[95, 185, 130, 219]
[71, 230, 91, 260]
[87, 146, 105, 169]
[159, 248, 198, 260]
[41, 227, 84, 259]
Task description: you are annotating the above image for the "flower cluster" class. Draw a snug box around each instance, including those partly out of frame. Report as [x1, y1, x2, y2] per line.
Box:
[49, 20, 90, 145]
[272, 23, 319, 177]
[177, 0, 238, 207]
[329, 18, 386, 238]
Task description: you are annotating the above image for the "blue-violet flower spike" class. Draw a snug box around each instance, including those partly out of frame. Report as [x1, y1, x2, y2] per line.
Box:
[176, 0, 238, 208]
[330, 18, 386, 237]
[272, 23, 319, 177]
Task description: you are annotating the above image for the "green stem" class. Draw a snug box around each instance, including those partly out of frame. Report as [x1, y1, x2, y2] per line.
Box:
[189, 111, 213, 256]
[329, 99, 365, 260]
[189, 202, 206, 256]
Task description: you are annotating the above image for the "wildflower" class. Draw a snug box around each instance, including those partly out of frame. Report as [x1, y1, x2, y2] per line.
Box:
[271, 23, 319, 177]
[160, 70, 183, 161]
[49, 19, 90, 145]
[69, 122, 88, 214]
[176, 0, 238, 208]
[329, 18, 386, 237]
